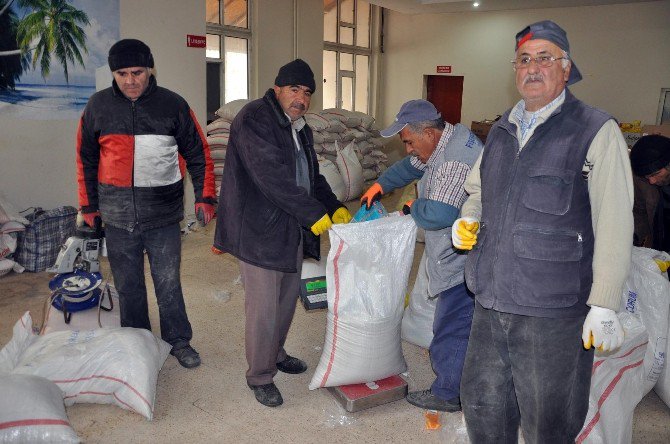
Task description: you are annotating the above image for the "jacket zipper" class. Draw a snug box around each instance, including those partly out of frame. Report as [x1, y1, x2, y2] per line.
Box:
[131, 100, 139, 226]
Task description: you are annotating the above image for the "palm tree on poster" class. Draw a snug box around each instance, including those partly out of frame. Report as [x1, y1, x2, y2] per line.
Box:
[0, 1, 29, 90]
[0, 0, 89, 83]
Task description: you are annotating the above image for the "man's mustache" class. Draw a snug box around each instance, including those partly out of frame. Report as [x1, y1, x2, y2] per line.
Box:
[523, 74, 544, 84]
[291, 102, 306, 111]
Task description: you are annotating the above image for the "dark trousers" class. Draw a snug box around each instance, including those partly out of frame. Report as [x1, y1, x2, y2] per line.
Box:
[105, 223, 192, 350]
[461, 301, 593, 444]
[239, 242, 303, 386]
[429, 282, 474, 400]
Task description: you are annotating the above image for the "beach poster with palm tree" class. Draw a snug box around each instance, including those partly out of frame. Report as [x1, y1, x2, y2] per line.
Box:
[0, 0, 119, 120]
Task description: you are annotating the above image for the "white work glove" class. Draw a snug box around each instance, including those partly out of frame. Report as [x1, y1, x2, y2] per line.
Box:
[451, 217, 480, 250]
[581, 306, 624, 352]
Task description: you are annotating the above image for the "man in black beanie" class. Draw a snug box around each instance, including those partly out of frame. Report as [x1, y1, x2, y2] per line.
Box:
[214, 59, 351, 407]
[76, 38, 217, 368]
[630, 134, 670, 252]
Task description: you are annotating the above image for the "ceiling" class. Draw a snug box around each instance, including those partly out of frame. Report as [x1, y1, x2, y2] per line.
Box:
[366, 0, 656, 14]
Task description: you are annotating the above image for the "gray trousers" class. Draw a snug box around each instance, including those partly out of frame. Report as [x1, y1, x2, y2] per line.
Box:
[239, 242, 303, 386]
[461, 301, 593, 444]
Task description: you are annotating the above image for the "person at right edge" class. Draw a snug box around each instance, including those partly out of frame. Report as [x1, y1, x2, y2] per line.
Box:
[630, 134, 670, 254]
[452, 20, 633, 443]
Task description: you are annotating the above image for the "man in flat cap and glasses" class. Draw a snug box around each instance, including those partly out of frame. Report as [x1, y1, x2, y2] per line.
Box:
[453, 21, 634, 442]
[360, 99, 483, 413]
[76, 38, 217, 369]
[214, 59, 351, 407]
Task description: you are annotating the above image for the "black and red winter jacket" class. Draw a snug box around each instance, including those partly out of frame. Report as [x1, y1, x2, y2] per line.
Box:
[76, 75, 216, 231]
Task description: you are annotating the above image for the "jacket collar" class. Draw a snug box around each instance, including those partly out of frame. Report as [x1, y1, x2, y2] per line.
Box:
[264, 88, 292, 129]
[112, 74, 157, 101]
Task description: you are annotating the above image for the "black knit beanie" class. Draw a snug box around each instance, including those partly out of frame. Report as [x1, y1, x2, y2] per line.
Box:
[108, 39, 154, 71]
[630, 134, 670, 177]
[274, 59, 316, 93]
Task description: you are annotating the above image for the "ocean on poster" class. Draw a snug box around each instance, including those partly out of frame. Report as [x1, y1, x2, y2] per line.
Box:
[0, 84, 95, 120]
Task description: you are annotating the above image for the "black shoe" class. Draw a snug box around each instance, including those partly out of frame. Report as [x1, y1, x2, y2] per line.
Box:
[248, 382, 283, 407]
[171, 345, 201, 368]
[406, 389, 461, 412]
[276, 355, 308, 374]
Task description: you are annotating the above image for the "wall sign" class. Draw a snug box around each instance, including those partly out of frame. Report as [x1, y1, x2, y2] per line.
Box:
[436, 65, 452, 74]
[187, 34, 206, 48]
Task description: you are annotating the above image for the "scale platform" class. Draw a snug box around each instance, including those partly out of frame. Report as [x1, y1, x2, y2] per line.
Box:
[299, 275, 327, 310]
[327, 374, 408, 412]
[299, 257, 328, 310]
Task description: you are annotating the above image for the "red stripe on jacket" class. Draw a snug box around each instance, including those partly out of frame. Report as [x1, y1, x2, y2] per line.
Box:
[98, 134, 135, 187]
[190, 108, 217, 200]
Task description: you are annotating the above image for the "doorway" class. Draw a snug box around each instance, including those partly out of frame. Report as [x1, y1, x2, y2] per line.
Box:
[425, 75, 463, 125]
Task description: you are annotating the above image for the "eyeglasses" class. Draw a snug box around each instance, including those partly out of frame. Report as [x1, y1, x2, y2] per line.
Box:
[511, 55, 567, 69]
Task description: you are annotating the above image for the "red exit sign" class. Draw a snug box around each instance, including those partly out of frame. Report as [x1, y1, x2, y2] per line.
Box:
[186, 34, 206, 48]
[436, 65, 452, 73]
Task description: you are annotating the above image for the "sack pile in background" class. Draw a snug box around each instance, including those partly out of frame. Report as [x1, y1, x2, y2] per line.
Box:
[206, 102, 389, 201]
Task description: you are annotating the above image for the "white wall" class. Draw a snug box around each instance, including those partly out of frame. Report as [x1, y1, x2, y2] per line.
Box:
[378, 1, 670, 154]
[253, 0, 324, 109]
[0, 0, 206, 212]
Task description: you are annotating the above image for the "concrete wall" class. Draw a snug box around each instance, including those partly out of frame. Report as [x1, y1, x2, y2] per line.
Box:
[378, 1, 670, 155]
[253, 0, 324, 109]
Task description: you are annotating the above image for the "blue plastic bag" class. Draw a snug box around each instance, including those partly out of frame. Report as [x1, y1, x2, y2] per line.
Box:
[351, 200, 388, 223]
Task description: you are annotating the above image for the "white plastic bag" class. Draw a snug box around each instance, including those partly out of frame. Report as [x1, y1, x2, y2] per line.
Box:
[1, 312, 171, 420]
[401, 250, 437, 349]
[577, 248, 670, 444]
[0, 373, 80, 443]
[309, 214, 417, 389]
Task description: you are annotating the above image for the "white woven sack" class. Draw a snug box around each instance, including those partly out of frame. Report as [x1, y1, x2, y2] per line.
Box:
[309, 215, 417, 389]
[305, 112, 330, 131]
[207, 134, 229, 147]
[214, 99, 250, 121]
[3, 312, 171, 420]
[0, 374, 79, 443]
[318, 157, 346, 202]
[401, 250, 437, 349]
[322, 109, 363, 128]
[335, 141, 364, 202]
[577, 248, 670, 444]
[206, 118, 231, 134]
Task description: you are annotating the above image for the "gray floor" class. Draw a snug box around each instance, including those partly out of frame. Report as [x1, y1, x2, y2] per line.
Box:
[1, 200, 669, 443]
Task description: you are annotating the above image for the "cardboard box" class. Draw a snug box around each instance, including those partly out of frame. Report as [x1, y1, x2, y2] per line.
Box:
[642, 124, 670, 138]
[471, 121, 494, 143]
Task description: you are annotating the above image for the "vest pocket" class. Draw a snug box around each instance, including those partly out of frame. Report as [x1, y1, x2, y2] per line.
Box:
[522, 167, 575, 215]
[511, 224, 582, 308]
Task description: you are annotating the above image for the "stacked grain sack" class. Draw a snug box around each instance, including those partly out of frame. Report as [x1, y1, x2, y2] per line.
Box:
[206, 103, 389, 201]
[206, 99, 251, 194]
[307, 108, 389, 202]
